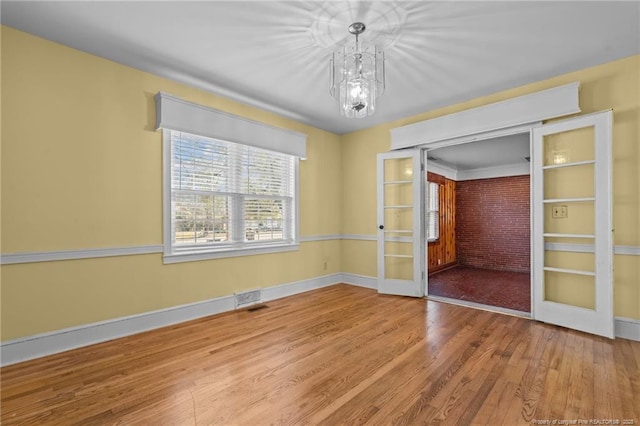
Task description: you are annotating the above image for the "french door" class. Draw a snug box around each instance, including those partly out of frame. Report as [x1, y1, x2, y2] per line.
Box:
[532, 110, 614, 338]
[376, 149, 425, 297]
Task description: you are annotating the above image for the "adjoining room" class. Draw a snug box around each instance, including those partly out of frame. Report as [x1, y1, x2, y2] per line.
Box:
[426, 134, 532, 314]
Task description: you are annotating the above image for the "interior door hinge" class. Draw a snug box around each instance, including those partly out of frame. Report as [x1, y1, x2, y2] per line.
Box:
[421, 163, 425, 171]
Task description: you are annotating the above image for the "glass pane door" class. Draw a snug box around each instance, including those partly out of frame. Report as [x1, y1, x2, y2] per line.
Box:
[532, 111, 613, 338]
[377, 150, 424, 297]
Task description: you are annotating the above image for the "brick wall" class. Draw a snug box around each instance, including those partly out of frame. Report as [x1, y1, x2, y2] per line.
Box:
[456, 175, 530, 273]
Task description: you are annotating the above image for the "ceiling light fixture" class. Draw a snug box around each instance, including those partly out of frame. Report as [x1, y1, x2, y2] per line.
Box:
[330, 22, 385, 118]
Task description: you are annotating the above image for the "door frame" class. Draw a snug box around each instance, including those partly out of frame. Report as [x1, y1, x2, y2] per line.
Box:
[389, 82, 582, 313]
[419, 123, 537, 317]
[418, 113, 614, 338]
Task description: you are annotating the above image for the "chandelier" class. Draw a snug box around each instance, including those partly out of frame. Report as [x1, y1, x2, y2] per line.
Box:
[329, 22, 385, 118]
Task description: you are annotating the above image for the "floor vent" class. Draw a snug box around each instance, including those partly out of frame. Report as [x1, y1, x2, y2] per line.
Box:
[247, 304, 268, 312]
[234, 289, 262, 309]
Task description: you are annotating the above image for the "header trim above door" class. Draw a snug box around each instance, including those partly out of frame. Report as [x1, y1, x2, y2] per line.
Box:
[390, 82, 580, 150]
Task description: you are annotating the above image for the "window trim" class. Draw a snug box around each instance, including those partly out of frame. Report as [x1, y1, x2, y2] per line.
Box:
[162, 129, 300, 264]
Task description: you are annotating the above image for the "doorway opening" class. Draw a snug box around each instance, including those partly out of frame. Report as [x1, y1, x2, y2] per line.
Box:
[425, 133, 532, 314]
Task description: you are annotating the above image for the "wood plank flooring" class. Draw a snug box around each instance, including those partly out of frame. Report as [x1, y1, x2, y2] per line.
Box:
[1, 284, 638, 425]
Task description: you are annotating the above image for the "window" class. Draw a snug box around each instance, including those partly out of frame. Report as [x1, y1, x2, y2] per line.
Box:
[164, 130, 298, 262]
[426, 181, 439, 242]
[155, 92, 306, 263]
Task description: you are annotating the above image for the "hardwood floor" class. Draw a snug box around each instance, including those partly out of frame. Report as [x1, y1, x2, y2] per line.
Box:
[1, 284, 638, 425]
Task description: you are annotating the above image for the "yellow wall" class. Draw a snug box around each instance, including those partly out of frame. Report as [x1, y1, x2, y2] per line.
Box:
[1, 26, 639, 342]
[341, 55, 639, 320]
[0, 27, 342, 340]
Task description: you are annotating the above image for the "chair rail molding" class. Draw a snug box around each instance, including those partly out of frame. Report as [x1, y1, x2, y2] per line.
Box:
[0, 245, 164, 265]
[2, 240, 638, 265]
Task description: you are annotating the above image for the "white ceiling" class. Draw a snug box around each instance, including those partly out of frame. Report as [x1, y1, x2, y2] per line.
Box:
[2, 1, 639, 135]
[427, 133, 530, 170]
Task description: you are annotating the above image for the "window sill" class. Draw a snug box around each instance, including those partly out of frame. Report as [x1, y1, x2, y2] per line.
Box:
[163, 242, 300, 264]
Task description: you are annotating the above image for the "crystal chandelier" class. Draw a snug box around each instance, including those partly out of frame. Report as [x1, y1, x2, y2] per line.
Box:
[330, 22, 385, 118]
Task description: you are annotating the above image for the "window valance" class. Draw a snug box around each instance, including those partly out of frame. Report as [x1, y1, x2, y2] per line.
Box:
[155, 92, 307, 159]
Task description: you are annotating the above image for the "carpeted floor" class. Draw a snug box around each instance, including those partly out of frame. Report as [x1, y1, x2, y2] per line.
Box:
[428, 266, 530, 313]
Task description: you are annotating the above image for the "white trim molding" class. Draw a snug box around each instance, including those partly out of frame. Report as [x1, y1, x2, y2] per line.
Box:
[614, 317, 640, 341]
[428, 161, 530, 181]
[456, 163, 530, 181]
[0, 273, 343, 366]
[163, 244, 300, 264]
[0, 245, 163, 265]
[340, 273, 377, 289]
[341, 234, 376, 241]
[390, 82, 580, 150]
[261, 273, 340, 301]
[545, 242, 595, 253]
[0, 293, 235, 367]
[3, 241, 637, 265]
[614, 245, 640, 256]
[299, 234, 343, 242]
[544, 243, 640, 256]
[422, 123, 539, 152]
[426, 161, 457, 181]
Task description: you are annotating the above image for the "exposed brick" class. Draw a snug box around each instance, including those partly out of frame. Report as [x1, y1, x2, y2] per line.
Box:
[456, 175, 530, 273]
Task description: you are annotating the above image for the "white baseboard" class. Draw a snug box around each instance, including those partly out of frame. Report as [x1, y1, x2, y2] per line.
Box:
[2, 273, 636, 366]
[0, 294, 235, 367]
[261, 273, 341, 302]
[614, 316, 640, 341]
[340, 273, 377, 289]
[0, 273, 343, 367]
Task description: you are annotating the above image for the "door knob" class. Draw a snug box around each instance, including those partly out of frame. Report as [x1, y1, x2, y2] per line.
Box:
[379, 225, 384, 230]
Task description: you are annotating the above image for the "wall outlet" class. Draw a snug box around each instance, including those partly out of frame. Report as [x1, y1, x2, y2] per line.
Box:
[552, 205, 568, 218]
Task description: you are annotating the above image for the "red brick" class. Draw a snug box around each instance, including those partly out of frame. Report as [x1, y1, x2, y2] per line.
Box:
[456, 175, 530, 273]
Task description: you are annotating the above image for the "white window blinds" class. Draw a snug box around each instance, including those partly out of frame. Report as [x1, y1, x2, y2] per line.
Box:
[156, 93, 304, 262]
[426, 182, 439, 242]
[169, 130, 296, 257]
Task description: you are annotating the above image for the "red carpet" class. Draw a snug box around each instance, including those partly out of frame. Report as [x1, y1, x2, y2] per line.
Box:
[428, 266, 530, 313]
